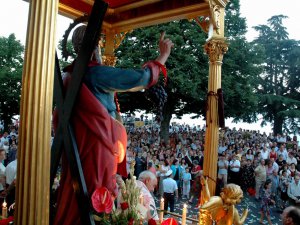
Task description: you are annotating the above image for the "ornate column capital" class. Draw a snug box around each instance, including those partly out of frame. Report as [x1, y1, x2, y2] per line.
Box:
[204, 39, 228, 63]
[102, 55, 117, 66]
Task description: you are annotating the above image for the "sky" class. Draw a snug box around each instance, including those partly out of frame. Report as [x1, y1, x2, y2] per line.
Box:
[0, 0, 299, 135]
[0, 0, 299, 44]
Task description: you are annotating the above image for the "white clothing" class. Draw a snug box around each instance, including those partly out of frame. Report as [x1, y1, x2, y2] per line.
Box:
[272, 161, 279, 172]
[286, 157, 297, 165]
[229, 160, 240, 172]
[136, 180, 158, 220]
[218, 160, 228, 175]
[277, 150, 288, 161]
[0, 163, 5, 191]
[163, 178, 178, 193]
[287, 180, 300, 200]
[218, 146, 227, 154]
[159, 165, 170, 177]
[6, 160, 17, 185]
[261, 150, 269, 160]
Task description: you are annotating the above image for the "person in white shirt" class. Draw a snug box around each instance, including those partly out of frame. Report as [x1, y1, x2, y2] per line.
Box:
[163, 169, 178, 212]
[229, 155, 241, 185]
[137, 171, 159, 222]
[2, 157, 17, 207]
[260, 146, 270, 160]
[277, 145, 288, 161]
[0, 149, 6, 192]
[5, 159, 17, 186]
[287, 152, 298, 166]
[218, 142, 227, 155]
[0, 132, 9, 146]
[287, 175, 300, 205]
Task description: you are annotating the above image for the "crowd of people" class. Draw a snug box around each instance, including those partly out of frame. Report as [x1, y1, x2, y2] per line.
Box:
[0, 124, 18, 213]
[1, 120, 300, 224]
[126, 122, 300, 224]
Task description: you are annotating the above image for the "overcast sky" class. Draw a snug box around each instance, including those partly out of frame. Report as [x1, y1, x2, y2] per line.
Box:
[0, 0, 299, 45]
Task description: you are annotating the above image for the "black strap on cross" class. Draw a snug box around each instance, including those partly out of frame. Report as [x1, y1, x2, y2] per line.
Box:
[50, 1, 108, 225]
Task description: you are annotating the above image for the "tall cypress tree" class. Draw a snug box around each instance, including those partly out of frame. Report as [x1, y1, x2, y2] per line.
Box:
[253, 15, 300, 135]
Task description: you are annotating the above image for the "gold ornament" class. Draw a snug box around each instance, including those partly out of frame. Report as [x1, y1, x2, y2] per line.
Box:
[199, 177, 248, 225]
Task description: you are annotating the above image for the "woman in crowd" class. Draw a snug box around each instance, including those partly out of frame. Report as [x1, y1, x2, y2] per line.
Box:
[241, 159, 255, 192]
[158, 159, 170, 197]
[182, 167, 192, 199]
[276, 154, 287, 172]
[279, 170, 290, 209]
[269, 146, 277, 161]
[189, 160, 202, 204]
[266, 160, 275, 179]
[246, 149, 254, 162]
[288, 163, 298, 178]
[217, 153, 228, 187]
[170, 159, 183, 193]
[259, 180, 275, 225]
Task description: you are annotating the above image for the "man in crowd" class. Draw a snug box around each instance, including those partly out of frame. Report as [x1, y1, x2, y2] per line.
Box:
[137, 171, 159, 222]
[287, 175, 300, 205]
[163, 169, 178, 212]
[254, 159, 266, 201]
[281, 206, 300, 225]
[229, 155, 241, 185]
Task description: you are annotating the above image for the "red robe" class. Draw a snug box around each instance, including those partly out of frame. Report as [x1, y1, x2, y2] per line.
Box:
[53, 83, 127, 225]
[54, 61, 161, 225]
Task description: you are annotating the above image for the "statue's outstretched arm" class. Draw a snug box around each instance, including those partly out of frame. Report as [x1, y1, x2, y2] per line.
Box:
[233, 208, 249, 225]
[200, 196, 222, 211]
[201, 176, 210, 203]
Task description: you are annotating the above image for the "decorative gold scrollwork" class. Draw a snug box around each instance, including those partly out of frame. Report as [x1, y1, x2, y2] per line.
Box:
[204, 39, 228, 62]
[102, 55, 117, 66]
[208, 0, 221, 35]
[194, 16, 210, 34]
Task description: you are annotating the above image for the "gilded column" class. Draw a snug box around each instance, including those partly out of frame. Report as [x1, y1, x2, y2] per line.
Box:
[15, 0, 58, 224]
[202, 39, 228, 197]
[201, 0, 228, 204]
[102, 30, 128, 66]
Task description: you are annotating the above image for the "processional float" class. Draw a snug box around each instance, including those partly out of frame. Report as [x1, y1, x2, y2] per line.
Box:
[14, 0, 244, 224]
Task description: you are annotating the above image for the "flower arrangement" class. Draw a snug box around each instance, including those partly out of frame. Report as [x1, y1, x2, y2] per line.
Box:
[91, 161, 145, 225]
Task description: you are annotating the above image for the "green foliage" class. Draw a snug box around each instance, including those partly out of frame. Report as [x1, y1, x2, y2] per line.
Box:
[57, 39, 76, 69]
[116, 20, 208, 121]
[0, 34, 24, 129]
[253, 15, 300, 135]
[116, 0, 261, 131]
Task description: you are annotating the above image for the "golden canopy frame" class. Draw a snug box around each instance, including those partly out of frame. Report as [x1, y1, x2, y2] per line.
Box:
[16, 0, 229, 224]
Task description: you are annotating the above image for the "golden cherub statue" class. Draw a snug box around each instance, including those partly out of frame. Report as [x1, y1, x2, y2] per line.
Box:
[199, 177, 248, 225]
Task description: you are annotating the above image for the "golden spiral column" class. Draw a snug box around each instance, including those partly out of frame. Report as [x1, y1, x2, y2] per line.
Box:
[202, 39, 228, 198]
[15, 0, 58, 224]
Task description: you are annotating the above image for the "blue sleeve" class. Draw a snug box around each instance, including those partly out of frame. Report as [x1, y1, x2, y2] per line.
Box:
[84, 65, 151, 93]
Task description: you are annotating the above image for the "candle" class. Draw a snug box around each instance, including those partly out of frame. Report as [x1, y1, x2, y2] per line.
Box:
[182, 204, 187, 225]
[159, 198, 164, 224]
[2, 199, 7, 219]
[139, 194, 144, 205]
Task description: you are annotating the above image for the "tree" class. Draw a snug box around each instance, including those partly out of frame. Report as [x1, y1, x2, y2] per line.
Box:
[116, 0, 261, 142]
[222, 0, 262, 122]
[0, 34, 24, 130]
[253, 15, 300, 135]
[116, 21, 209, 142]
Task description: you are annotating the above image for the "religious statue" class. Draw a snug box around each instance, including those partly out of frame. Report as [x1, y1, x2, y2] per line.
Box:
[199, 177, 248, 225]
[53, 25, 174, 225]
